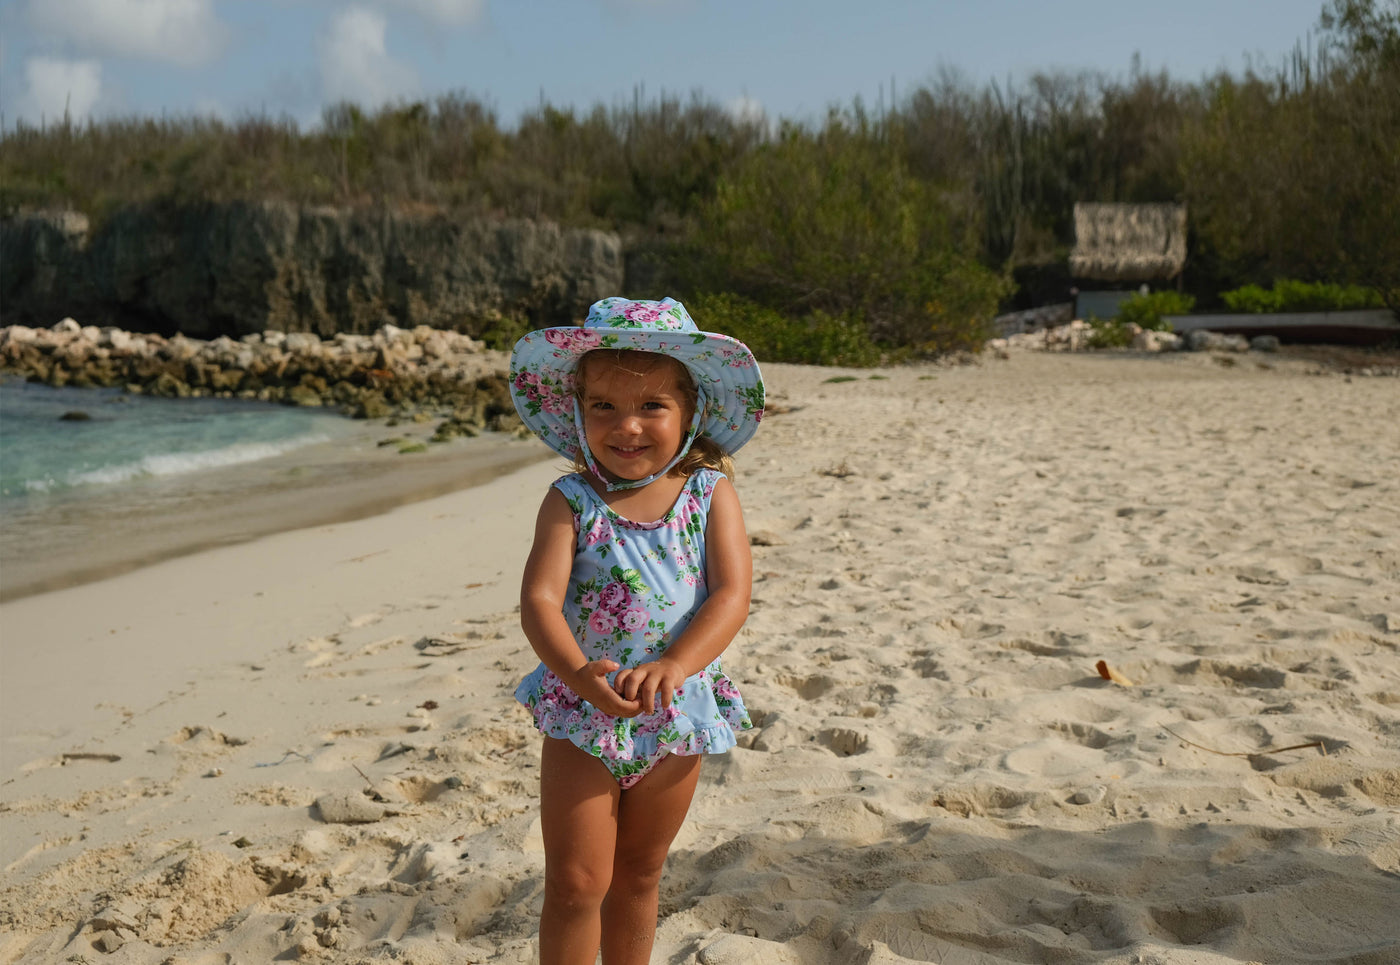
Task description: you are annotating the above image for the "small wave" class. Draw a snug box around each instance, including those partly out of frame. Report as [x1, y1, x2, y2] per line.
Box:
[21, 434, 330, 493]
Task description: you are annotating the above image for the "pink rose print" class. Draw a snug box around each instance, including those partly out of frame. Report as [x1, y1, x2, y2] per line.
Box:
[515, 368, 575, 417]
[713, 678, 741, 702]
[585, 518, 611, 546]
[621, 608, 648, 633]
[600, 583, 629, 611]
[589, 609, 618, 634]
[622, 303, 665, 325]
[541, 389, 573, 416]
[636, 711, 676, 737]
[546, 329, 603, 353]
[580, 590, 600, 610]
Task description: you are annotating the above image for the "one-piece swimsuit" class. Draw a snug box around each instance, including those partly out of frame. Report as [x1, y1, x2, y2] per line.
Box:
[514, 469, 751, 787]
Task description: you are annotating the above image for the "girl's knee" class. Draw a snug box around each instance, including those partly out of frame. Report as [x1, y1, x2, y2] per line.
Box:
[609, 842, 670, 892]
[608, 859, 666, 896]
[545, 861, 613, 911]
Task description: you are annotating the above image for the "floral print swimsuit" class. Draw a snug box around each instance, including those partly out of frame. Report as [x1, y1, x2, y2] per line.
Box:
[515, 469, 751, 788]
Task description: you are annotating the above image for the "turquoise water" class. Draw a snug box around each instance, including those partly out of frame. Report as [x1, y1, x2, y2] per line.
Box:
[0, 380, 351, 502]
[0, 378, 381, 597]
[0, 378, 541, 600]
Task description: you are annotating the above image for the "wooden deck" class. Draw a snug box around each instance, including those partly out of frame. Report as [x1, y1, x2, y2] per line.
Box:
[1165, 309, 1399, 346]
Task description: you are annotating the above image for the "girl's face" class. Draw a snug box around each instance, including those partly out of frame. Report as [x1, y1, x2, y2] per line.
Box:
[579, 352, 693, 484]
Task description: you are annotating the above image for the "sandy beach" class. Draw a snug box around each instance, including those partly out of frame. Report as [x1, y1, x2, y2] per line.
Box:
[2, 349, 1398, 964]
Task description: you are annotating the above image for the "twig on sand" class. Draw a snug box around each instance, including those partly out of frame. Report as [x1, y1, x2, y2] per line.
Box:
[254, 750, 311, 768]
[353, 763, 391, 803]
[345, 549, 389, 563]
[1162, 726, 1326, 759]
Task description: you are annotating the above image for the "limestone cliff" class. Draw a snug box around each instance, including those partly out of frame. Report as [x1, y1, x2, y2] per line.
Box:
[0, 203, 624, 338]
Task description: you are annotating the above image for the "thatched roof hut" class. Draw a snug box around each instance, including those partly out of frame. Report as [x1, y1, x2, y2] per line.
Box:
[1069, 203, 1186, 282]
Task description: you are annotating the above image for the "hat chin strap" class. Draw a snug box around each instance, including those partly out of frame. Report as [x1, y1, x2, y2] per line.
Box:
[574, 389, 706, 493]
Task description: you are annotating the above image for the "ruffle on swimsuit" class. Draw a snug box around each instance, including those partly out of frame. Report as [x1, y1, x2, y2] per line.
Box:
[514, 470, 751, 788]
[515, 664, 748, 786]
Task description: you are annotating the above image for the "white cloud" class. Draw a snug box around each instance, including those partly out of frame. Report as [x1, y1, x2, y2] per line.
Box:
[17, 57, 103, 125]
[320, 6, 419, 109]
[382, 0, 486, 26]
[726, 94, 766, 126]
[26, 0, 227, 68]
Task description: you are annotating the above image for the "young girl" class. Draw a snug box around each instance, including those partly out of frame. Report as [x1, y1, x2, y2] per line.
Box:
[509, 296, 764, 964]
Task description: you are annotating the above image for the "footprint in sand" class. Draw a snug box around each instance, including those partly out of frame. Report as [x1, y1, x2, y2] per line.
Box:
[302, 635, 340, 668]
[818, 727, 870, 756]
[771, 672, 837, 699]
[165, 725, 247, 754]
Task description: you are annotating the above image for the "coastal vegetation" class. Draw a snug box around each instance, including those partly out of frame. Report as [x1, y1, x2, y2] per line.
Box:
[1219, 280, 1387, 313]
[1084, 291, 1196, 348]
[1115, 292, 1197, 332]
[1, 0, 1396, 363]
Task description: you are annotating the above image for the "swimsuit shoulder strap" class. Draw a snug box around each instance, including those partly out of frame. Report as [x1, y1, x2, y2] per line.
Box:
[551, 473, 601, 533]
[687, 467, 725, 511]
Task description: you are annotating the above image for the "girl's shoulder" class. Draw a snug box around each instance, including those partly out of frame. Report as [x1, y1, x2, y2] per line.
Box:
[550, 472, 598, 514]
[551, 471, 591, 495]
[687, 466, 727, 501]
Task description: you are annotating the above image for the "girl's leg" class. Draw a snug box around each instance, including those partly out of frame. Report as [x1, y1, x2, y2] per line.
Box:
[539, 737, 622, 965]
[600, 753, 702, 965]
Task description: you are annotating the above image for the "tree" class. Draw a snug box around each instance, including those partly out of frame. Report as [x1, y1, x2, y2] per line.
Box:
[1180, 0, 1400, 311]
[691, 114, 1010, 350]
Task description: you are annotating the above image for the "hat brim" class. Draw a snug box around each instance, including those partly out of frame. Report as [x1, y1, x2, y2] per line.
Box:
[509, 327, 765, 461]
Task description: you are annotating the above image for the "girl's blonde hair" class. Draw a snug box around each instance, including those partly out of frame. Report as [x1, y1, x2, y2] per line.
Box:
[572, 349, 736, 479]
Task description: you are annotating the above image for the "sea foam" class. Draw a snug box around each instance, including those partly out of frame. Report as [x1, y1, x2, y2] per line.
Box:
[23, 434, 330, 493]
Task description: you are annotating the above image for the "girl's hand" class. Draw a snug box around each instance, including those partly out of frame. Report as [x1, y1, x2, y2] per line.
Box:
[565, 660, 643, 718]
[612, 658, 688, 714]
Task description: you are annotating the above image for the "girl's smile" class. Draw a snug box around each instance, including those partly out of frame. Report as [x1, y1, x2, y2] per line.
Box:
[580, 354, 693, 485]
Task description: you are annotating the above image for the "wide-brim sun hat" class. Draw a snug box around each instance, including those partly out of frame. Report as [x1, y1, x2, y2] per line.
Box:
[509, 296, 764, 471]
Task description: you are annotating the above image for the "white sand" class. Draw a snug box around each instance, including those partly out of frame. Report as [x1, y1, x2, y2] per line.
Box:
[2, 350, 1398, 964]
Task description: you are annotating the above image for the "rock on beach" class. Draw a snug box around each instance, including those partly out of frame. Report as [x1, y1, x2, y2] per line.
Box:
[0, 319, 518, 434]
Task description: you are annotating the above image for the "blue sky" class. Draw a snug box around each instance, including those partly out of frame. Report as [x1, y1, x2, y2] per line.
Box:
[2, 0, 1334, 131]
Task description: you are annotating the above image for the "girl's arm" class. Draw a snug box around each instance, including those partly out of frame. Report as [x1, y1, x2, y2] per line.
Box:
[521, 487, 642, 718]
[612, 476, 752, 713]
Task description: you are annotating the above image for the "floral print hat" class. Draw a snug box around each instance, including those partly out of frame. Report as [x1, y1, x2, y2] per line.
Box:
[509, 297, 765, 490]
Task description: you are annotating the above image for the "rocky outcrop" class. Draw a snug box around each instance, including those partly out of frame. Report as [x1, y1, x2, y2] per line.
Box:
[1, 319, 520, 438]
[1, 204, 623, 338]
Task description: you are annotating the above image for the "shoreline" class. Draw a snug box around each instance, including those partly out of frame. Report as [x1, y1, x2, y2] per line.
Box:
[0, 426, 555, 603]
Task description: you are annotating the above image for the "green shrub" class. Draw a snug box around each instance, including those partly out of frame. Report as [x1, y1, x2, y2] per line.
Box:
[1085, 317, 1135, 349]
[1220, 284, 1276, 313]
[1116, 291, 1196, 330]
[685, 291, 890, 367]
[1221, 279, 1384, 312]
[689, 120, 1010, 354]
[477, 312, 533, 352]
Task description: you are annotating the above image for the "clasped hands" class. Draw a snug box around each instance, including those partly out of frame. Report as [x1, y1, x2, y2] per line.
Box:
[565, 658, 688, 718]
